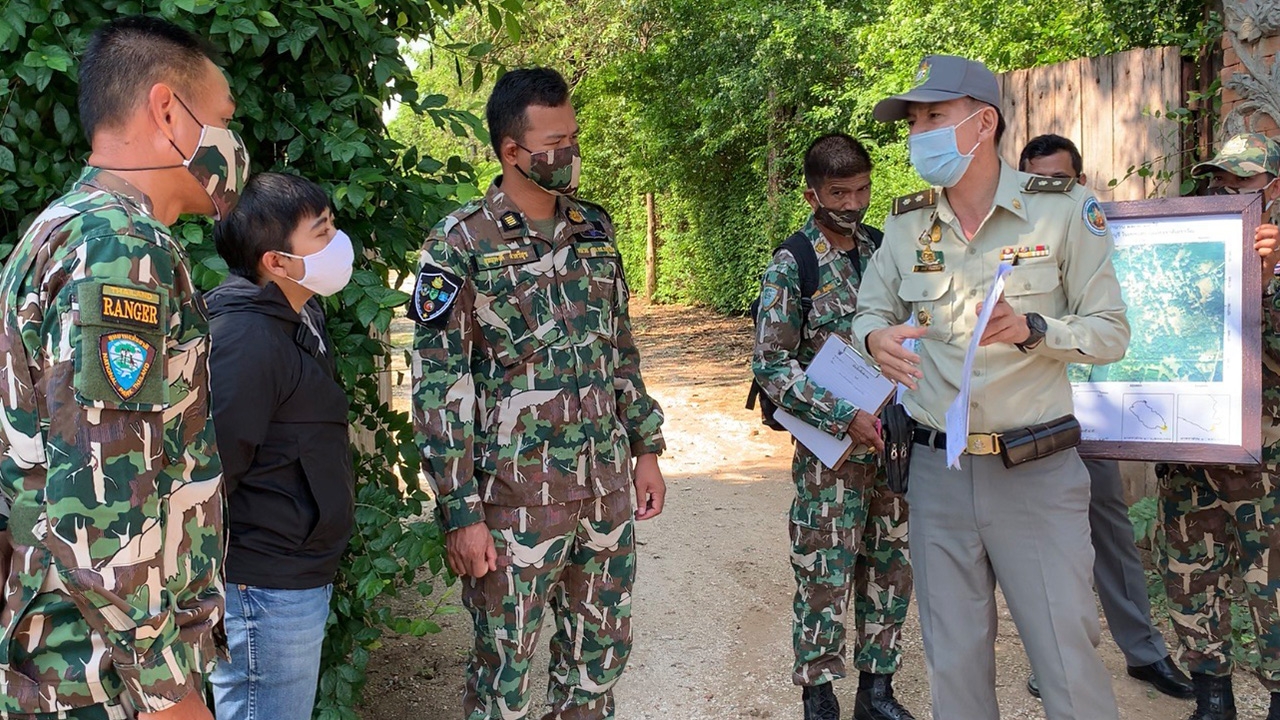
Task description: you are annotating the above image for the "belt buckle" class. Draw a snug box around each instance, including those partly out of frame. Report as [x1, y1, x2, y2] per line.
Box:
[966, 433, 1000, 455]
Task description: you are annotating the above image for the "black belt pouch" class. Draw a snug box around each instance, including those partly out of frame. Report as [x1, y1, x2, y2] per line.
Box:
[880, 403, 917, 493]
[999, 414, 1081, 469]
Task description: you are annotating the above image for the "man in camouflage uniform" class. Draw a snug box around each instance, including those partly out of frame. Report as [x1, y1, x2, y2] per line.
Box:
[753, 134, 914, 720]
[1158, 132, 1280, 720]
[410, 68, 665, 720]
[0, 16, 246, 720]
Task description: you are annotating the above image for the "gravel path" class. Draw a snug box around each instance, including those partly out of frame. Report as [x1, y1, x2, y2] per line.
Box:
[363, 303, 1269, 719]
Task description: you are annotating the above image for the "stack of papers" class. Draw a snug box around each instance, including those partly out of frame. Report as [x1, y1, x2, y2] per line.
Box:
[773, 336, 896, 468]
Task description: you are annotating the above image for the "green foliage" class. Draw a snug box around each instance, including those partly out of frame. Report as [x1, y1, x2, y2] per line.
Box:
[392, 0, 1209, 312]
[1, 1, 521, 716]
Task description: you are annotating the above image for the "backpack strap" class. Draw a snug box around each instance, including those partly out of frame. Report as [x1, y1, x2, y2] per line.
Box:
[777, 231, 819, 319]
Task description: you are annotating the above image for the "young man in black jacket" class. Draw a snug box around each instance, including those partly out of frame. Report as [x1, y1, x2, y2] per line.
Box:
[206, 172, 356, 720]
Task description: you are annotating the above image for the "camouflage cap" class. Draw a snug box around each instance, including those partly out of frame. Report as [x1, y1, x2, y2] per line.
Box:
[1192, 132, 1280, 178]
[873, 55, 1002, 122]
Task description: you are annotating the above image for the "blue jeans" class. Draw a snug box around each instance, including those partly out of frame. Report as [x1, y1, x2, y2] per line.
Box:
[212, 583, 333, 720]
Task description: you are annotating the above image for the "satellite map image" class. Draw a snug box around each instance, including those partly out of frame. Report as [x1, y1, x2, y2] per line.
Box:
[1069, 240, 1226, 383]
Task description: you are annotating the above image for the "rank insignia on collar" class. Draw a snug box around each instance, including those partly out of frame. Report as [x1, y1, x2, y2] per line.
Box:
[500, 212, 523, 231]
[1024, 176, 1077, 193]
[408, 264, 463, 328]
[893, 189, 938, 215]
[567, 207, 585, 224]
[100, 331, 157, 401]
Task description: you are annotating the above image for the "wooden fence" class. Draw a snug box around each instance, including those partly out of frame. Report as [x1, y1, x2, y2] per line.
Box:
[997, 46, 1187, 202]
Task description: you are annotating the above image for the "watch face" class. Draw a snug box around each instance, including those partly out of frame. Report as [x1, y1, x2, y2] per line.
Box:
[1028, 313, 1048, 333]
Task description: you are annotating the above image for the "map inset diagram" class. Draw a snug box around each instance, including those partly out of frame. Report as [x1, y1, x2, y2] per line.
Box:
[1068, 241, 1225, 384]
[1177, 394, 1230, 442]
[1122, 394, 1175, 441]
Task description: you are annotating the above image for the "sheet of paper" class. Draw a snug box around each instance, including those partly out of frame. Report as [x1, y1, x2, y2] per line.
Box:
[771, 335, 896, 469]
[804, 335, 897, 414]
[773, 408, 855, 469]
[944, 262, 1014, 468]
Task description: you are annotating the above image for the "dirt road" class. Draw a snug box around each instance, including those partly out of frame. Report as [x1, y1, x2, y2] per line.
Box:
[365, 303, 1268, 719]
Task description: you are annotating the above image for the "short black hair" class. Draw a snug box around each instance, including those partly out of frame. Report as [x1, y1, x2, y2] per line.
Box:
[486, 67, 571, 156]
[79, 16, 219, 141]
[214, 173, 331, 283]
[803, 133, 873, 189]
[1020, 134, 1084, 175]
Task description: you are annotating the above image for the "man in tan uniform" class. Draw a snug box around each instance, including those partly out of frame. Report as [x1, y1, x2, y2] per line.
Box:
[851, 55, 1130, 720]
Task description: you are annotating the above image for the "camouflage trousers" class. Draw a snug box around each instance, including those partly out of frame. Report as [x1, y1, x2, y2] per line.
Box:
[1159, 464, 1280, 690]
[462, 490, 635, 720]
[790, 448, 912, 686]
[2, 700, 133, 719]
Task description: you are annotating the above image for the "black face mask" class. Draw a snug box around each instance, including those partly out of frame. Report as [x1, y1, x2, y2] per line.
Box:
[814, 204, 868, 238]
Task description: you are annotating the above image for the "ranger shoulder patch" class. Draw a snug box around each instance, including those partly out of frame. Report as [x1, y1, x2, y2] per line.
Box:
[892, 189, 938, 215]
[100, 284, 163, 329]
[73, 280, 169, 407]
[1024, 175, 1077, 193]
[408, 264, 463, 328]
[100, 331, 159, 401]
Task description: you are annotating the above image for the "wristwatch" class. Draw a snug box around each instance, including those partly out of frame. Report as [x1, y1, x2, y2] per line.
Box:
[1016, 312, 1047, 353]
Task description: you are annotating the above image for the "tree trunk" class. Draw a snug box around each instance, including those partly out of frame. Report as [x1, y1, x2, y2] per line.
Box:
[645, 192, 658, 302]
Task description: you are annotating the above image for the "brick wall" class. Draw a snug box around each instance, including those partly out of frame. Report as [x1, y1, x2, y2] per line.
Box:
[1221, 32, 1280, 136]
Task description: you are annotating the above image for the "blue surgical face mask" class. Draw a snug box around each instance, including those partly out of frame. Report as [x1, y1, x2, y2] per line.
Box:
[908, 109, 983, 187]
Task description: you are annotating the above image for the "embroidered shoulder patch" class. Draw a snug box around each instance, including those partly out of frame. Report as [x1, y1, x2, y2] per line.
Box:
[101, 284, 163, 329]
[100, 332, 158, 401]
[1083, 197, 1108, 236]
[407, 264, 462, 328]
[760, 283, 782, 311]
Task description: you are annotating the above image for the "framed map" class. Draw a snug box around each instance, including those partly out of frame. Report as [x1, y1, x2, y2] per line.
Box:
[1071, 194, 1264, 464]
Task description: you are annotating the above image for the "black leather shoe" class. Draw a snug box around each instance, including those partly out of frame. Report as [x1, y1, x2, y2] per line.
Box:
[1187, 673, 1236, 720]
[853, 673, 916, 720]
[1128, 657, 1194, 699]
[1267, 690, 1280, 720]
[803, 683, 840, 720]
[1026, 672, 1041, 699]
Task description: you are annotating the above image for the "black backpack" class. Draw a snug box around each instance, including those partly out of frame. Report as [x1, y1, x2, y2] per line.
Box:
[745, 232, 820, 431]
[744, 227, 883, 431]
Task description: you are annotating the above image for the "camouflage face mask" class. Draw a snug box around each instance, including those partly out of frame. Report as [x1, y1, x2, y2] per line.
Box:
[170, 95, 250, 220]
[814, 203, 868, 238]
[516, 143, 581, 196]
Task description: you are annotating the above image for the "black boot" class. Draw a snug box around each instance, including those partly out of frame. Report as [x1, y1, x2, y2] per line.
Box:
[803, 683, 840, 720]
[1268, 691, 1280, 720]
[853, 672, 916, 720]
[1187, 673, 1236, 720]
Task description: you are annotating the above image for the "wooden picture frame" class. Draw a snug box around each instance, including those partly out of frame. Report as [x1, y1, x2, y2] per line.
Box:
[1073, 194, 1264, 465]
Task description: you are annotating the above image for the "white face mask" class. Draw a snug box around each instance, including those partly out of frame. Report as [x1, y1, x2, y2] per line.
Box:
[276, 230, 354, 296]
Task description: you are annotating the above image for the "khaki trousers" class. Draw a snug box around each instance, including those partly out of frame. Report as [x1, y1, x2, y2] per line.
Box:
[907, 445, 1118, 720]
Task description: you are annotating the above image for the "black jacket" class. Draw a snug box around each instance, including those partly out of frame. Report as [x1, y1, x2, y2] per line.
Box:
[206, 275, 353, 589]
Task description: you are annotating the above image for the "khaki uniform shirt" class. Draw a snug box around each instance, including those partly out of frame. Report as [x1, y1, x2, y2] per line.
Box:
[851, 163, 1130, 433]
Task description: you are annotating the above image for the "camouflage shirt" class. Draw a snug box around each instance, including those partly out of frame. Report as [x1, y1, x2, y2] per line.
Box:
[752, 216, 878, 461]
[411, 179, 665, 531]
[0, 168, 223, 716]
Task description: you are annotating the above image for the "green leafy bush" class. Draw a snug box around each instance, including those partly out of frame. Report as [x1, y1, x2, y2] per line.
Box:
[1, 1, 520, 716]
